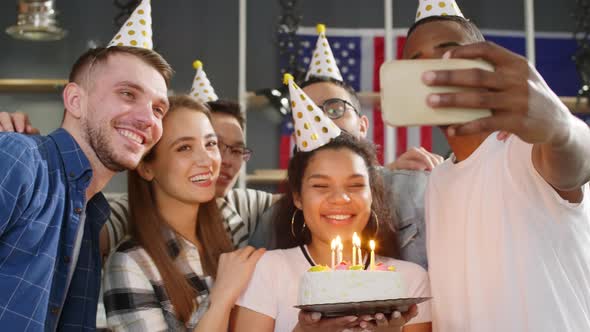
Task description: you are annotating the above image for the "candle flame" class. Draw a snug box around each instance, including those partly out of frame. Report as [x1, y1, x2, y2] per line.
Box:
[370, 240, 375, 251]
[353, 233, 361, 247]
[331, 239, 336, 250]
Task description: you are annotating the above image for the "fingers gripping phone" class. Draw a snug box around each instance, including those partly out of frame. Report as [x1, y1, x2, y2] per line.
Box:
[379, 59, 494, 127]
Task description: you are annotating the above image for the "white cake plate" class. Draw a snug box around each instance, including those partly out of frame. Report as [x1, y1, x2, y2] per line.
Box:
[294, 297, 431, 318]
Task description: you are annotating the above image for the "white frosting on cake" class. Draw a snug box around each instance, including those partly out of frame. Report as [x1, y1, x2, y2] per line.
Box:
[298, 270, 406, 305]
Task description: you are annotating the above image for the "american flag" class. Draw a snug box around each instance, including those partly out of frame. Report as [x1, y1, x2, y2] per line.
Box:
[278, 116, 295, 169]
[280, 27, 430, 166]
[279, 27, 580, 168]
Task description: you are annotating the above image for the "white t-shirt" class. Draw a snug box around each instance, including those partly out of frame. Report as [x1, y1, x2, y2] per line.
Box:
[426, 133, 590, 332]
[236, 246, 431, 332]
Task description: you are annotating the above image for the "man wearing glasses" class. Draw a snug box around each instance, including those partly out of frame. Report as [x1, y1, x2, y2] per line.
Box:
[208, 100, 279, 248]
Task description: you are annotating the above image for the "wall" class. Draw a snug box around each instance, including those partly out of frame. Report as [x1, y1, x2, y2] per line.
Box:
[0, 0, 579, 192]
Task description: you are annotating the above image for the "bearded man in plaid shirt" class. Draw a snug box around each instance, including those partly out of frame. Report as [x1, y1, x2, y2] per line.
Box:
[0, 45, 172, 331]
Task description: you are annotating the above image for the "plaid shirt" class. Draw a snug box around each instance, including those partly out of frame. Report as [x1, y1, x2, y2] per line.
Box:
[103, 227, 211, 331]
[0, 129, 110, 331]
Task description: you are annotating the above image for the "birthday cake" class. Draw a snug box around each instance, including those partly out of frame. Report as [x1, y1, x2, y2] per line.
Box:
[298, 262, 406, 305]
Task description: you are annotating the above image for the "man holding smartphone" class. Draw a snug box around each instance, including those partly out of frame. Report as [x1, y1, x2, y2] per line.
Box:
[399, 1, 590, 331]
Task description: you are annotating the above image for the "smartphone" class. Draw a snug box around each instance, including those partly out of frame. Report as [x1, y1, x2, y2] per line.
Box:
[380, 59, 494, 127]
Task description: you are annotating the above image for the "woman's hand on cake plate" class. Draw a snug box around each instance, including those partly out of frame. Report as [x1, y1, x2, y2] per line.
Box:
[294, 305, 417, 332]
[294, 311, 361, 332]
[373, 304, 419, 331]
[341, 304, 418, 332]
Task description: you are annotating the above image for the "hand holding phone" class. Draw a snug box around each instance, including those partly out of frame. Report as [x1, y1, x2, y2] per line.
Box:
[380, 59, 494, 127]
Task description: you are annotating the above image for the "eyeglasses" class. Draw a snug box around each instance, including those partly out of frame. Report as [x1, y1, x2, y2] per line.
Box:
[218, 141, 253, 162]
[318, 98, 360, 120]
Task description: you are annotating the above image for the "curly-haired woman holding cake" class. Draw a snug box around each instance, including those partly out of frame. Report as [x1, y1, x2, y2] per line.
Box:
[231, 76, 431, 332]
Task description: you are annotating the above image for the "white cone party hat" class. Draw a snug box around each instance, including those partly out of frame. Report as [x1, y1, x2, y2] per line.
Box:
[284, 73, 341, 152]
[108, 0, 152, 49]
[305, 24, 343, 82]
[190, 60, 219, 103]
[415, 0, 464, 21]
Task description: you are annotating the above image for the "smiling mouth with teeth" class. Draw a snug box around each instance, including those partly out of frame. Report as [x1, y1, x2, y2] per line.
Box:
[190, 173, 212, 183]
[118, 129, 144, 145]
[325, 215, 353, 220]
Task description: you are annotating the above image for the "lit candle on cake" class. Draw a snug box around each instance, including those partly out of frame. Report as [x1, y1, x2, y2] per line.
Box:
[355, 235, 362, 265]
[336, 236, 343, 264]
[352, 232, 358, 266]
[330, 239, 336, 269]
[369, 240, 376, 271]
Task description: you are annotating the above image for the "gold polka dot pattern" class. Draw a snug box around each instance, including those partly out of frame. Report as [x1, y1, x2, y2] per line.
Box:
[304, 23, 343, 82]
[108, 0, 153, 49]
[283, 72, 342, 152]
[190, 60, 219, 103]
[415, 0, 464, 23]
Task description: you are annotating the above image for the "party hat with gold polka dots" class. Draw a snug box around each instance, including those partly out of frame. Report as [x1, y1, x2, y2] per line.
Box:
[108, 0, 152, 49]
[305, 24, 343, 82]
[415, 0, 464, 21]
[283, 73, 341, 152]
[190, 60, 219, 103]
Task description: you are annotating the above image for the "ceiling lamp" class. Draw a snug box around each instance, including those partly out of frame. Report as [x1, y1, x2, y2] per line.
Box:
[6, 0, 67, 41]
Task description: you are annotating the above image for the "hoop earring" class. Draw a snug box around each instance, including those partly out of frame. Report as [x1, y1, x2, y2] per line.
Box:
[291, 209, 306, 238]
[371, 210, 380, 237]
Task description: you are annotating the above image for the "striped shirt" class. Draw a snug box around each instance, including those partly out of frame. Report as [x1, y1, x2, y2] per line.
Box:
[105, 188, 274, 251]
[218, 188, 275, 248]
[103, 227, 212, 331]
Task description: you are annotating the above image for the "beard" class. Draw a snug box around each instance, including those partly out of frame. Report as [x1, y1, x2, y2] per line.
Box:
[82, 117, 129, 173]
